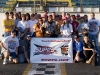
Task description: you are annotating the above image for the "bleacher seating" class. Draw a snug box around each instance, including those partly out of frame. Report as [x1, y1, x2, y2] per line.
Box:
[0, 0, 100, 12]
[72, 0, 100, 7]
[0, 0, 17, 12]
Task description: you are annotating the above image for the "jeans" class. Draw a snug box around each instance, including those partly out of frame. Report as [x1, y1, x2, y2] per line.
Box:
[3, 32, 10, 37]
[18, 49, 30, 63]
[89, 34, 98, 53]
[18, 53, 25, 63]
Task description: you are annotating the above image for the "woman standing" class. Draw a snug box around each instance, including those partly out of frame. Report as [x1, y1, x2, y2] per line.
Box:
[33, 18, 43, 38]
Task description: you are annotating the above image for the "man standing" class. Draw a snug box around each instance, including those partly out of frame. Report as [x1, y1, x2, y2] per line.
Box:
[2, 12, 15, 37]
[88, 12, 100, 56]
[1, 30, 19, 65]
[46, 15, 58, 37]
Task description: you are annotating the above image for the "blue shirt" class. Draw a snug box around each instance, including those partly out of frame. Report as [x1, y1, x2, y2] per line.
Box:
[73, 41, 83, 52]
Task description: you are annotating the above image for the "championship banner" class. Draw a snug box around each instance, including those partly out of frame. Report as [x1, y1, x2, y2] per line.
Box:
[30, 38, 73, 63]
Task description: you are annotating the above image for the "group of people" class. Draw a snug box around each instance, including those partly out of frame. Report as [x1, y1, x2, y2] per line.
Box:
[0, 10, 99, 65]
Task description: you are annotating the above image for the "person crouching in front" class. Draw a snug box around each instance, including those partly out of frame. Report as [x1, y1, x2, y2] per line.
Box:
[83, 35, 96, 64]
[73, 35, 83, 63]
[1, 29, 19, 65]
[18, 35, 31, 63]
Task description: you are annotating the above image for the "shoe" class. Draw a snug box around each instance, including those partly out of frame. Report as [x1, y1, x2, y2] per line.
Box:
[97, 53, 99, 57]
[9, 56, 12, 61]
[3, 61, 7, 65]
[97, 58, 99, 62]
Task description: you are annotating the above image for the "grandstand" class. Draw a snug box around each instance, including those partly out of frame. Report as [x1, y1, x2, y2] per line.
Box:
[0, 0, 100, 12]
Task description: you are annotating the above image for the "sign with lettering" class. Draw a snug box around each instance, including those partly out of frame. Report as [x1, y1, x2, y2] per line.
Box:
[30, 38, 73, 63]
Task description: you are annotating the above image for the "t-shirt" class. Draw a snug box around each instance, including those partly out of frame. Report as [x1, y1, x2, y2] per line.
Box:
[2, 19, 14, 32]
[17, 21, 29, 30]
[71, 21, 79, 33]
[83, 41, 94, 49]
[88, 19, 100, 35]
[28, 19, 38, 33]
[73, 41, 83, 52]
[2, 36, 19, 52]
[78, 23, 89, 33]
[60, 24, 73, 37]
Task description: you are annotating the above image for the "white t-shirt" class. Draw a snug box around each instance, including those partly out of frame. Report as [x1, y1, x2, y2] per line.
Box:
[2, 36, 19, 52]
[60, 24, 73, 38]
[88, 19, 100, 35]
[17, 21, 29, 30]
[78, 22, 89, 33]
[28, 19, 38, 33]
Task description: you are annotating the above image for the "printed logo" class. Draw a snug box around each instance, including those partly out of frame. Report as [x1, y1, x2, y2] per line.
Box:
[33, 44, 58, 55]
[60, 45, 69, 56]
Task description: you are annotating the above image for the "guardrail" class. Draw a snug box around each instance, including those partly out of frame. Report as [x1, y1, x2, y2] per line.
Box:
[0, 7, 100, 13]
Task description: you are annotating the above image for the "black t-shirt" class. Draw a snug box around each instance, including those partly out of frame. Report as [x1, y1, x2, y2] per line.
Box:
[83, 41, 94, 49]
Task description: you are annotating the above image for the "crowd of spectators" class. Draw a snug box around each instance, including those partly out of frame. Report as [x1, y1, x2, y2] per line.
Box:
[0, 10, 99, 65]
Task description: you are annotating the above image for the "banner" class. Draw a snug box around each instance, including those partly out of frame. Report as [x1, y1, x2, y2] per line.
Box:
[30, 38, 73, 63]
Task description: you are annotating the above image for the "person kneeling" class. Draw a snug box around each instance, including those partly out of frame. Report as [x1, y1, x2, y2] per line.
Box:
[83, 35, 96, 64]
[18, 35, 31, 63]
[73, 35, 83, 63]
[1, 30, 19, 65]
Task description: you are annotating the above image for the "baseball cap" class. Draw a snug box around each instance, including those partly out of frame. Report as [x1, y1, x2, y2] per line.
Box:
[26, 35, 32, 38]
[62, 17, 67, 20]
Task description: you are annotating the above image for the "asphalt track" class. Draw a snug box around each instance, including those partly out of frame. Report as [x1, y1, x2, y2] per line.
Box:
[0, 56, 100, 75]
[0, 45, 100, 75]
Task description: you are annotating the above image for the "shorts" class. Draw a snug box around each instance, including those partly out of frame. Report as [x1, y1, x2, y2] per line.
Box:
[10, 52, 17, 59]
[1, 50, 16, 59]
[73, 50, 83, 59]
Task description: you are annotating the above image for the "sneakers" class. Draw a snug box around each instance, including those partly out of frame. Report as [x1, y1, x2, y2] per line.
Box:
[3, 61, 7, 65]
[3, 58, 7, 65]
[9, 56, 12, 61]
[97, 58, 99, 62]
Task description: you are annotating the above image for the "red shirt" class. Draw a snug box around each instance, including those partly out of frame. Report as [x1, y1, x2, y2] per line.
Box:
[71, 21, 79, 34]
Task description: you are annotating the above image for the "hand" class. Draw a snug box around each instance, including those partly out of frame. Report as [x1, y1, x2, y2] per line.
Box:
[67, 34, 70, 38]
[27, 59, 30, 63]
[5, 49, 9, 51]
[20, 34, 24, 37]
[75, 55, 80, 61]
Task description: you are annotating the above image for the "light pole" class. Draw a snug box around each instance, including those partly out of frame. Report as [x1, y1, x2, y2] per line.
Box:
[34, 0, 36, 13]
[80, 0, 82, 13]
